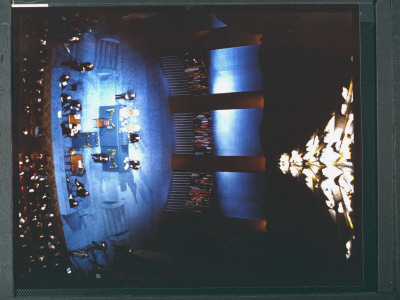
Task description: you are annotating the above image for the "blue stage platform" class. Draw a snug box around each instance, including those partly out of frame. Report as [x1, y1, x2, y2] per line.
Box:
[50, 22, 174, 276]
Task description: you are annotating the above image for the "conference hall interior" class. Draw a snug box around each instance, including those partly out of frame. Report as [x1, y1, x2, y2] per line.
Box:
[12, 5, 362, 289]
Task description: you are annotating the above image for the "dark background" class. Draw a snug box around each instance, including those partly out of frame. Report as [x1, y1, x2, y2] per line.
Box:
[0, 0, 398, 299]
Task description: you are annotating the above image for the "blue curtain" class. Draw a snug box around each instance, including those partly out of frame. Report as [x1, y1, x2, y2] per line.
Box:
[215, 172, 266, 220]
[209, 45, 263, 94]
[212, 109, 264, 156]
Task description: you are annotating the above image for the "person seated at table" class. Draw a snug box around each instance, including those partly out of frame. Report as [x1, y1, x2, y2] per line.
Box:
[61, 123, 72, 136]
[91, 153, 110, 163]
[75, 161, 86, 176]
[66, 159, 85, 176]
[61, 93, 72, 106]
[129, 160, 141, 170]
[115, 90, 136, 100]
[61, 123, 80, 138]
[74, 178, 90, 198]
[76, 186, 89, 198]
[64, 121, 81, 136]
[128, 133, 141, 143]
[69, 125, 81, 138]
[59, 74, 70, 90]
[63, 100, 82, 112]
[69, 194, 79, 208]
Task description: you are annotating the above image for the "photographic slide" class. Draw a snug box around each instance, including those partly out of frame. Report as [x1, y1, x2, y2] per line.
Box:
[11, 5, 362, 290]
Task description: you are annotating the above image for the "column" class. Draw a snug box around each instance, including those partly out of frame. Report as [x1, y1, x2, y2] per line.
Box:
[171, 155, 266, 173]
[169, 91, 264, 113]
[181, 26, 261, 52]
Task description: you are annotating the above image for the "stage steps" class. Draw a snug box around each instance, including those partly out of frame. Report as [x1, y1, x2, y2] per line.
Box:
[95, 39, 120, 70]
[159, 56, 190, 96]
[101, 204, 127, 237]
[164, 172, 192, 212]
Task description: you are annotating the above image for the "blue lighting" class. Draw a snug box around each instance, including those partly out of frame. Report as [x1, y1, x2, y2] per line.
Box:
[209, 45, 263, 94]
[212, 109, 264, 156]
[209, 45, 265, 220]
[216, 172, 266, 220]
[211, 13, 227, 28]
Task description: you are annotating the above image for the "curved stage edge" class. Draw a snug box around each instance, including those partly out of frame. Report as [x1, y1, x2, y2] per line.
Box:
[50, 30, 173, 275]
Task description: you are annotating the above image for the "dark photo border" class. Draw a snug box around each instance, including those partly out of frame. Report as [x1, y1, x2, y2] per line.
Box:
[0, 0, 397, 299]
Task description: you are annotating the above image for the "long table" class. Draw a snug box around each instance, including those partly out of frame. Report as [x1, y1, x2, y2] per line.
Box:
[97, 105, 138, 172]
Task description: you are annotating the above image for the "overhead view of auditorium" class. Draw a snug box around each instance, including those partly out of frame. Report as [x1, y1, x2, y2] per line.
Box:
[12, 5, 362, 289]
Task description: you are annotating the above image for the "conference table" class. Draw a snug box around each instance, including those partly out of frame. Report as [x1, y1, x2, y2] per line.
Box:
[97, 105, 139, 172]
[68, 114, 81, 126]
[68, 114, 81, 136]
[69, 154, 83, 172]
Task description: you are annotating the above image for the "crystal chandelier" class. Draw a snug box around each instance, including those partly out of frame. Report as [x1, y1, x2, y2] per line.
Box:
[279, 80, 355, 259]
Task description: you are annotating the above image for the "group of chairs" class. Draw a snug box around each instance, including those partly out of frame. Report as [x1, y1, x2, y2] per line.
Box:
[185, 173, 214, 212]
[20, 18, 48, 139]
[92, 107, 142, 171]
[16, 152, 67, 279]
[59, 75, 84, 138]
[16, 16, 71, 281]
[63, 146, 91, 208]
[183, 52, 210, 94]
[58, 11, 99, 137]
[193, 112, 214, 155]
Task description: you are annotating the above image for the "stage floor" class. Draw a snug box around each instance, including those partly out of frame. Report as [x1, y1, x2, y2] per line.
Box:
[50, 18, 174, 276]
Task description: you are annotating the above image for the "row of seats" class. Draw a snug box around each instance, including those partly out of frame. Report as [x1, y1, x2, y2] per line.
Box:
[20, 19, 48, 139]
[16, 153, 66, 279]
[15, 15, 71, 283]
[183, 52, 210, 94]
[194, 112, 214, 155]
[185, 173, 214, 212]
